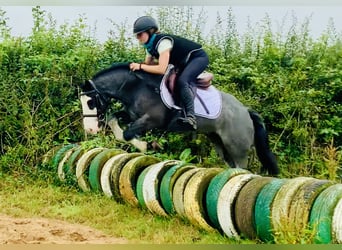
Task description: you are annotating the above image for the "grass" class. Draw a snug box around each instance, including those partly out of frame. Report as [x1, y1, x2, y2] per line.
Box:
[323, 139, 341, 181]
[0, 173, 253, 244]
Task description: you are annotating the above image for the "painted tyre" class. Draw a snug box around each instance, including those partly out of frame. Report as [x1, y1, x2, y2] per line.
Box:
[288, 179, 334, 234]
[183, 167, 224, 232]
[217, 173, 259, 239]
[332, 197, 342, 243]
[309, 184, 342, 244]
[100, 153, 128, 198]
[75, 147, 106, 192]
[42, 145, 63, 166]
[271, 177, 315, 235]
[119, 155, 160, 207]
[136, 160, 179, 216]
[172, 168, 205, 218]
[254, 178, 287, 242]
[88, 148, 125, 192]
[136, 164, 154, 209]
[63, 146, 86, 184]
[51, 144, 78, 170]
[159, 163, 196, 215]
[109, 152, 143, 202]
[234, 176, 274, 239]
[206, 168, 251, 230]
[57, 145, 80, 182]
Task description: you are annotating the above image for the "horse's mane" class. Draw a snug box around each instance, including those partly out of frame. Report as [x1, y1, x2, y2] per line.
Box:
[92, 62, 163, 88]
[93, 62, 130, 79]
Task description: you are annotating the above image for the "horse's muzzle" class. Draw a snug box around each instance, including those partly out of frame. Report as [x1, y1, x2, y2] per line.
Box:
[83, 116, 101, 134]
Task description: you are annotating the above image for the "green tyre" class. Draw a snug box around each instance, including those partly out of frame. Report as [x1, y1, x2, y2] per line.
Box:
[42, 145, 63, 166]
[64, 146, 86, 184]
[332, 197, 342, 243]
[206, 168, 251, 230]
[136, 160, 179, 216]
[88, 148, 125, 192]
[159, 163, 196, 215]
[234, 176, 274, 239]
[254, 178, 287, 242]
[75, 147, 106, 192]
[51, 144, 78, 171]
[309, 184, 342, 244]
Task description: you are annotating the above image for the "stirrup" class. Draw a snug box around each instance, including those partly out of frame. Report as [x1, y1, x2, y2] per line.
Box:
[177, 116, 197, 130]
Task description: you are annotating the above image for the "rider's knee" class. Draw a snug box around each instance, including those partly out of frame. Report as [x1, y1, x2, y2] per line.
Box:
[176, 78, 188, 88]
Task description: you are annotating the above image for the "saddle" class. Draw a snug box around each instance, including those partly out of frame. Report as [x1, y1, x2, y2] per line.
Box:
[160, 64, 222, 120]
[164, 64, 213, 96]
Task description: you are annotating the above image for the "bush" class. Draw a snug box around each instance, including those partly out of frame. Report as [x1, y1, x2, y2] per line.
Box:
[0, 6, 341, 180]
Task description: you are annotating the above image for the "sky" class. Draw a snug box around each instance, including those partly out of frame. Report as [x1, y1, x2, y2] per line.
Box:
[1, 5, 342, 43]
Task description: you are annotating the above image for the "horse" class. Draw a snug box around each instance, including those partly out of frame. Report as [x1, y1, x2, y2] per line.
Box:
[79, 62, 279, 176]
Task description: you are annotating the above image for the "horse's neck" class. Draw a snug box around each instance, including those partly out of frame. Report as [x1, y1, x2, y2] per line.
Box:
[138, 72, 163, 89]
[96, 69, 161, 102]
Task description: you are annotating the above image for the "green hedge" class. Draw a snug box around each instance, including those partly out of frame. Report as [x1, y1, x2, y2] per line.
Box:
[0, 6, 341, 180]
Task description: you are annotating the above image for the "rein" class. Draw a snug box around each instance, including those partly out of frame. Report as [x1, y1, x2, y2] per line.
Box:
[116, 72, 131, 96]
[116, 70, 141, 103]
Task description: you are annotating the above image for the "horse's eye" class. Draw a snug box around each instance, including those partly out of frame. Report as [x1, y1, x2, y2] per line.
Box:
[87, 99, 96, 109]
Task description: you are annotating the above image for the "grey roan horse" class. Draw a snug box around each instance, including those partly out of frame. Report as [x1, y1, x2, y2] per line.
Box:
[80, 62, 279, 175]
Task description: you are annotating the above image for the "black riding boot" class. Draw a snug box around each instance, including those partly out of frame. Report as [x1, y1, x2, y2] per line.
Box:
[177, 85, 197, 130]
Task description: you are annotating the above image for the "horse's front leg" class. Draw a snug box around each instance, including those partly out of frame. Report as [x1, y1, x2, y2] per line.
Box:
[107, 117, 147, 152]
[112, 110, 132, 124]
[122, 114, 152, 141]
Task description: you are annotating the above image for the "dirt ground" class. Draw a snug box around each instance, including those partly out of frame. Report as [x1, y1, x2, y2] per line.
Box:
[0, 214, 129, 244]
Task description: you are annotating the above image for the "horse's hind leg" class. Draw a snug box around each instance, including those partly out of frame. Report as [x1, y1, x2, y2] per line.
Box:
[208, 133, 235, 168]
[209, 133, 251, 169]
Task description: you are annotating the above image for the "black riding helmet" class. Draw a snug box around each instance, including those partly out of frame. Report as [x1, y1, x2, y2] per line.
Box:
[133, 16, 159, 34]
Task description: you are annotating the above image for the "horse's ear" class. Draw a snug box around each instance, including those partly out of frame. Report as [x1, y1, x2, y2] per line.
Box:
[80, 80, 91, 92]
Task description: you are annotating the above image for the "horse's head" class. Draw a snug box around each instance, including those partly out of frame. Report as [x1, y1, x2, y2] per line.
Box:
[79, 79, 110, 134]
[79, 63, 139, 134]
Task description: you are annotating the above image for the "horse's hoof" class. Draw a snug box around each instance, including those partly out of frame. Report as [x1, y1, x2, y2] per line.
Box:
[123, 130, 135, 141]
[131, 139, 147, 152]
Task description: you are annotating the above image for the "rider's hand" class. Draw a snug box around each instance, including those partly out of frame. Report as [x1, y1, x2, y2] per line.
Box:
[130, 63, 141, 71]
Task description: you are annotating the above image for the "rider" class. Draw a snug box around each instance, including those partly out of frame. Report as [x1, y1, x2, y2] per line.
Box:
[129, 16, 209, 130]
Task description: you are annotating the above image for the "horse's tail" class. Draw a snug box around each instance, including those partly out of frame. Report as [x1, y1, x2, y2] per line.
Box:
[248, 109, 279, 176]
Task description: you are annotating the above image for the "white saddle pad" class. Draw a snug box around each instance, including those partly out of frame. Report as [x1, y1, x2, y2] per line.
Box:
[160, 80, 222, 120]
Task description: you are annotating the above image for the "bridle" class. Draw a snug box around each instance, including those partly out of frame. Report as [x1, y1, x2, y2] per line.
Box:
[80, 79, 110, 124]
